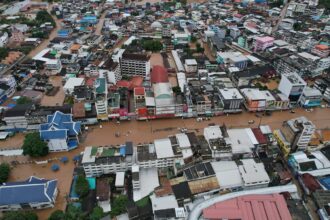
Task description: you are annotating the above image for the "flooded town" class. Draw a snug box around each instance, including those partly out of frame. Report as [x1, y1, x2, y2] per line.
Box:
[0, 0, 329, 219]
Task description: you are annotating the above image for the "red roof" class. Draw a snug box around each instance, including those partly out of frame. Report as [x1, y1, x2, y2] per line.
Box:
[151, 65, 168, 84]
[203, 194, 292, 220]
[130, 76, 144, 89]
[301, 173, 321, 193]
[86, 78, 96, 87]
[134, 87, 145, 96]
[116, 80, 131, 88]
[252, 128, 268, 145]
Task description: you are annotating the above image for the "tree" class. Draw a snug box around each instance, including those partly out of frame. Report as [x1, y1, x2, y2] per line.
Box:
[0, 163, 10, 184]
[191, 36, 197, 43]
[16, 96, 32, 105]
[172, 86, 182, 94]
[22, 132, 49, 157]
[75, 175, 89, 198]
[36, 10, 56, 27]
[65, 204, 86, 220]
[111, 195, 129, 216]
[0, 47, 9, 60]
[89, 207, 104, 220]
[142, 40, 163, 52]
[48, 210, 65, 220]
[2, 211, 38, 220]
[196, 43, 204, 53]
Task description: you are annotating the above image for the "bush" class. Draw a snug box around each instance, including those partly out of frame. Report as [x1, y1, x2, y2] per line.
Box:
[111, 195, 128, 216]
[75, 175, 89, 198]
[48, 210, 65, 220]
[89, 207, 104, 220]
[2, 211, 38, 220]
[142, 40, 163, 52]
[22, 132, 49, 157]
[0, 163, 10, 184]
[16, 96, 32, 105]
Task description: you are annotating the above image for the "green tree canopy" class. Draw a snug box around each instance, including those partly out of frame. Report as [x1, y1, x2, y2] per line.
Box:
[111, 195, 129, 216]
[48, 210, 65, 220]
[22, 132, 49, 157]
[142, 40, 163, 52]
[75, 175, 89, 198]
[0, 48, 9, 60]
[16, 96, 32, 105]
[64, 204, 86, 220]
[89, 206, 104, 220]
[172, 86, 182, 94]
[1, 211, 38, 220]
[0, 163, 10, 184]
[36, 10, 56, 27]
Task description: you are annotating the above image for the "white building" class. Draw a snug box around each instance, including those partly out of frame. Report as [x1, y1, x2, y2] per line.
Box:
[211, 161, 243, 192]
[184, 59, 198, 73]
[63, 77, 85, 94]
[0, 32, 9, 47]
[120, 53, 151, 78]
[278, 72, 306, 104]
[238, 159, 270, 189]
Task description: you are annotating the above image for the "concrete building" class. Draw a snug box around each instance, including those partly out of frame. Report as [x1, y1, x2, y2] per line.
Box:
[238, 159, 270, 189]
[298, 87, 322, 108]
[120, 52, 151, 78]
[82, 142, 134, 177]
[274, 116, 315, 156]
[278, 72, 307, 104]
[253, 36, 274, 52]
[217, 88, 243, 113]
[94, 78, 108, 121]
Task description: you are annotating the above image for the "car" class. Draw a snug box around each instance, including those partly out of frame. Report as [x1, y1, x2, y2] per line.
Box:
[248, 120, 255, 124]
[290, 110, 295, 113]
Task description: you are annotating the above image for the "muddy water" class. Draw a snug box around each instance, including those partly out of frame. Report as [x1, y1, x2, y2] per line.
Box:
[1, 148, 80, 220]
[83, 108, 330, 146]
[1, 108, 329, 219]
[40, 76, 65, 106]
[0, 133, 25, 150]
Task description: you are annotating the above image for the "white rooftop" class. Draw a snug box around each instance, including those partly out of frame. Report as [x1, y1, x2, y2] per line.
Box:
[150, 194, 178, 211]
[133, 168, 160, 201]
[211, 161, 243, 190]
[154, 138, 175, 159]
[238, 159, 270, 186]
[115, 172, 125, 187]
[185, 59, 198, 65]
[204, 126, 222, 141]
[63, 77, 85, 90]
[82, 146, 96, 163]
[219, 88, 243, 100]
[176, 133, 191, 148]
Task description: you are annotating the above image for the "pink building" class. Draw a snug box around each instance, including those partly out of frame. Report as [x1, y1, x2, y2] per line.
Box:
[254, 36, 274, 52]
[202, 193, 292, 220]
[311, 44, 329, 58]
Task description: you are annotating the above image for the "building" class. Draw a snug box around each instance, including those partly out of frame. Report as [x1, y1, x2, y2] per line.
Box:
[288, 147, 330, 177]
[120, 52, 151, 79]
[0, 176, 58, 211]
[254, 36, 274, 52]
[203, 126, 232, 159]
[0, 32, 9, 47]
[211, 161, 243, 192]
[2, 104, 34, 131]
[82, 142, 134, 177]
[202, 193, 291, 220]
[238, 159, 270, 189]
[218, 88, 243, 113]
[298, 87, 322, 108]
[274, 116, 315, 156]
[184, 59, 198, 73]
[40, 111, 81, 152]
[240, 88, 274, 112]
[311, 45, 329, 58]
[94, 78, 108, 121]
[63, 77, 85, 94]
[278, 72, 307, 104]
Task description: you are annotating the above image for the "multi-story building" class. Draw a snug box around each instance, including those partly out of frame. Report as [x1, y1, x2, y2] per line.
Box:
[203, 126, 232, 159]
[0, 75, 17, 97]
[120, 52, 151, 78]
[311, 45, 329, 58]
[253, 36, 274, 52]
[314, 78, 330, 102]
[298, 87, 322, 108]
[274, 116, 315, 156]
[82, 142, 134, 177]
[217, 88, 243, 113]
[278, 72, 306, 104]
[94, 78, 108, 121]
[238, 159, 270, 189]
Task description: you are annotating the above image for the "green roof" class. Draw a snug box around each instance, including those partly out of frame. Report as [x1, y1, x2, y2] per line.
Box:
[91, 147, 98, 156]
[101, 148, 115, 157]
[95, 78, 106, 94]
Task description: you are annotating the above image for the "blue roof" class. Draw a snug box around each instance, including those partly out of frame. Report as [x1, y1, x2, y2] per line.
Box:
[120, 146, 126, 156]
[40, 111, 80, 140]
[0, 176, 57, 206]
[319, 176, 330, 190]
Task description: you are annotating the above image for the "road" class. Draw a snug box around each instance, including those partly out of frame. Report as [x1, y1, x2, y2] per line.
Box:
[83, 108, 330, 146]
[272, 1, 290, 34]
[27, 7, 62, 58]
[95, 10, 107, 36]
